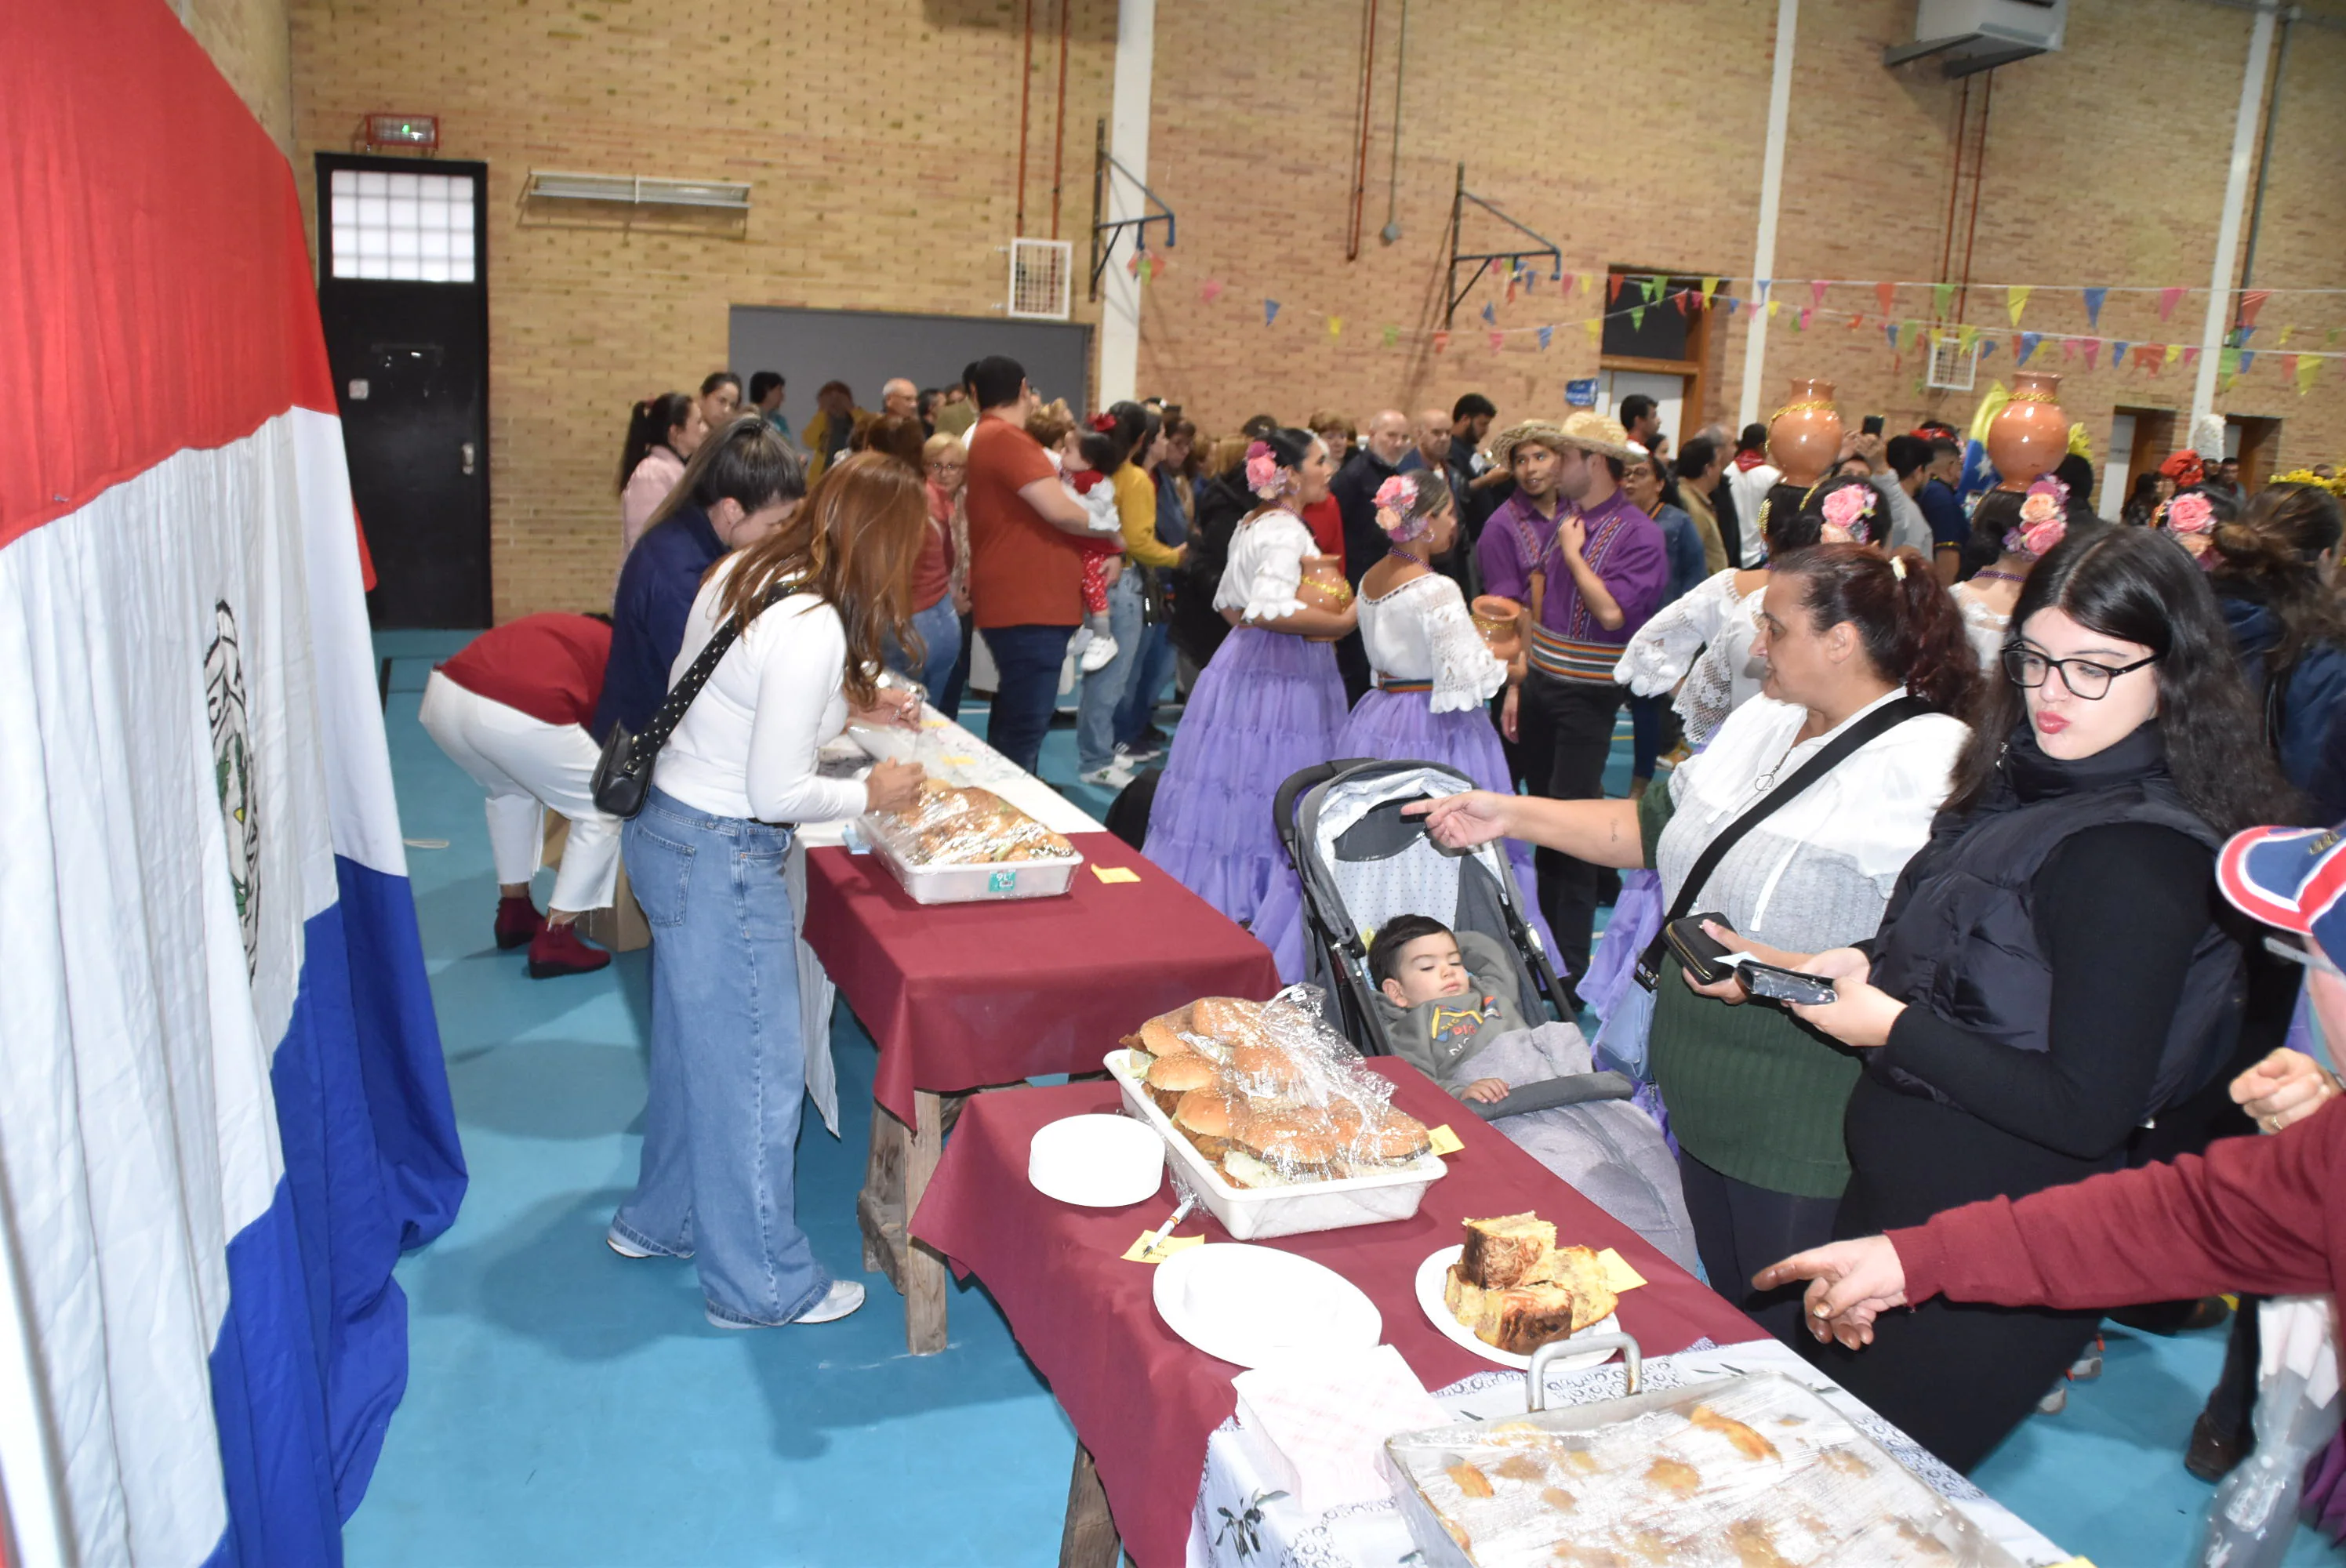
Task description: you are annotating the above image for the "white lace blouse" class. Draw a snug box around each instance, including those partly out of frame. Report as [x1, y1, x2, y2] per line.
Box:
[1213, 509, 1320, 623]
[1360, 572, 1507, 713]
[1952, 583, 2012, 674]
[1611, 568, 1770, 749]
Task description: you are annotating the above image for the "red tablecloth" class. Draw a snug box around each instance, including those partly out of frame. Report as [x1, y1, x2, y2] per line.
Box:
[801, 832, 1280, 1123]
[912, 1059, 1766, 1568]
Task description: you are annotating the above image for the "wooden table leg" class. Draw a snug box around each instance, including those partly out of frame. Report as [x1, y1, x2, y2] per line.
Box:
[1059, 1440, 1121, 1568]
[855, 1091, 953, 1355]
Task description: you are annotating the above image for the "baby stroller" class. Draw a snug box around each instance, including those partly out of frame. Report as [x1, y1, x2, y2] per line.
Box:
[1274, 758, 1701, 1272]
[1273, 758, 1568, 1057]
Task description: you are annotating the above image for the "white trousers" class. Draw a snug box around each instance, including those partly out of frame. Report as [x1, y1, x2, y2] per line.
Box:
[418, 671, 620, 912]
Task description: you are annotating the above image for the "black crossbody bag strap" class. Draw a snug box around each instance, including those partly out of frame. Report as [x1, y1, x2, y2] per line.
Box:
[1633, 695, 1932, 989]
[591, 585, 785, 818]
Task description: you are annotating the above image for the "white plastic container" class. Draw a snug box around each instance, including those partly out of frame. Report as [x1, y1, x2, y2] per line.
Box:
[860, 815, 1083, 905]
[1104, 1050, 1447, 1240]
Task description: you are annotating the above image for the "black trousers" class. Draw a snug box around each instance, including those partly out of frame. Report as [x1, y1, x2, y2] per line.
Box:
[1676, 1150, 1842, 1349]
[1516, 670, 1624, 982]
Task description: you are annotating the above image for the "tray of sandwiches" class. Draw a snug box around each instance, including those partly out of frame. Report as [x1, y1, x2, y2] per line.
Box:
[1106, 989, 1446, 1240]
[859, 781, 1082, 904]
[1416, 1214, 1622, 1370]
[1385, 1367, 2028, 1568]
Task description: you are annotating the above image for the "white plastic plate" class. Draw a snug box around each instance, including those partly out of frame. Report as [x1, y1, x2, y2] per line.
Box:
[1153, 1243, 1383, 1370]
[1412, 1244, 1622, 1372]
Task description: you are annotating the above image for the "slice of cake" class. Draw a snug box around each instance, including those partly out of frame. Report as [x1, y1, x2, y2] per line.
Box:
[1525, 1244, 1620, 1330]
[1472, 1284, 1581, 1356]
[1459, 1213, 1556, 1290]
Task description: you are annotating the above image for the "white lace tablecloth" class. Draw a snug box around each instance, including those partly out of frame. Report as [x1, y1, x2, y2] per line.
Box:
[1184, 1338, 2071, 1568]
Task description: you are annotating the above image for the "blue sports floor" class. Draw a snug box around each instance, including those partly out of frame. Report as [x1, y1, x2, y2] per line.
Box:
[350, 630, 2338, 1566]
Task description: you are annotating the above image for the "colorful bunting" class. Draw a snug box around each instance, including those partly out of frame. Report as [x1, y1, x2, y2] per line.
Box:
[2059, 337, 2079, 361]
[1883, 322, 1900, 351]
[2112, 341, 2130, 367]
[2084, 340, 2101, 370]
[2183, 346, 2200, 367]
[1488, 331, 1505, 352]
[1794, 307, 1811, 332]
[1978, 339, 1999, 361]
[1700, 276, 1720, 308]
[2242, 350, 2257, 373]
[1629, 305, 1646, 329]
[1875, 281, 1897, 315]
[2162, 343, 2182, 368]
[1933, 281, 1955, 320]
[1327, 315, 1342, 337]
[1847, 312, 1865, 332]
[1263, 299, 1280, 325]
[2141, 343, 2161, 375]
[1537, 325, 1553, 351]
[2006, 285, 2032, 326]
[1583, 318, 1602, 345]
[2157, 286, 2184, 321]
[1810, 279, 1829, 308]
[1480, 299, 1496, 325]
[1200, 278, 1224, 304]
[1766, 299, 1781, 319]
[2017, 331, 2040, 365]
[1382, 325, 1399, 348]
[2282, 353, 2300, 386]
[2238, 289, 2272, 329]
[1580, 272, 1600, 297]
[1721, 296, 1741, 316]
[2082, 287, 2107, 329]
[2277, 325, 2294, 348]
[1641, 274, 1665, 306]
[2301, 357, 2323, 397]
[1672, 290, 1691, 316]
[1607, 274, 1625, 304]
[1431, 330, 1449, 354]
[1956, 323, 1977, 355]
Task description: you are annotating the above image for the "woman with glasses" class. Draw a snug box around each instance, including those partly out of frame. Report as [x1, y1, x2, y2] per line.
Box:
[1710, 525, 2298, 1470]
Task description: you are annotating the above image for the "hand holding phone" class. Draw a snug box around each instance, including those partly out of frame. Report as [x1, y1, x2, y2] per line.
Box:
[1737, 961, 1839, 1007]
[1861, 414, 1885, 437]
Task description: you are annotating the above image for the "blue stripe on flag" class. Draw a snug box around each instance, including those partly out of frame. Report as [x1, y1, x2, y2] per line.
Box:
[203, 856, 465, 1566]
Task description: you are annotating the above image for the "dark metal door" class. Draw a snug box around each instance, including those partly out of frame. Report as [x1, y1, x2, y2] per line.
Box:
[316, 153, 491, 628]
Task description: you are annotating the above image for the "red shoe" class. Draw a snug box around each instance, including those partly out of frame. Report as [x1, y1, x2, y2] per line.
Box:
[495, 895, 544, 949]
[528, 920, 612, 978]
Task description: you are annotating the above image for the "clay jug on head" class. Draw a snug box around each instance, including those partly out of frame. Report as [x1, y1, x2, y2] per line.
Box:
[1471, 596, 1524, 662]
[1767, 379, 1842, 488]
[1988, 372, 2068, 490]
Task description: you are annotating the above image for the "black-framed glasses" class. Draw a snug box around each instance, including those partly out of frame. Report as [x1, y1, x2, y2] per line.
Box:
[2002, 644, 2159, 699]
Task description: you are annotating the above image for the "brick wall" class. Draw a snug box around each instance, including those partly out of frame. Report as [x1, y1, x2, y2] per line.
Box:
[281, 0, 2346, 619]
[181, 0, 297, 158]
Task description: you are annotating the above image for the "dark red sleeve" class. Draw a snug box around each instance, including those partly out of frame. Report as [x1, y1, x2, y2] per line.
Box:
[1894, 1103, 2344, 1309]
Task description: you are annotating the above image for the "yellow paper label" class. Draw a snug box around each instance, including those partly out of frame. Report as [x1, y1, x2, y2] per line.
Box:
[1595, 1248, 1647, 1293]
[2046, 1559, 2097, 1567]
[939, 754, 977, 766]
[1426, 1124, 1465, 1156]
[1091, 866, 1142, 884]
[1123, 1232, 1205, 1264]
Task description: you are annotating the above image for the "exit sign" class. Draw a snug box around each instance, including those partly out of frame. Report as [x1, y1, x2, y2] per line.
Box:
[362, 114, 438, 150]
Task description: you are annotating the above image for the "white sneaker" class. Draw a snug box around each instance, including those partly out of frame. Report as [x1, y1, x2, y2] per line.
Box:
[1068, 626, 1095, 659]
[704, 1279, 866, 1329]
[1080, 761, 1136, 789]
[1080, 634, 1120, 672]
[606, 1227, 690, 1260]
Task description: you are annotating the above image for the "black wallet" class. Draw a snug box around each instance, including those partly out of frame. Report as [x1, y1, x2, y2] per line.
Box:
[1661, 911, 1738, 986]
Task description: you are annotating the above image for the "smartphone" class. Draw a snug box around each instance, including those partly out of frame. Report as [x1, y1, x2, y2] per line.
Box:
[1861, 415, 1885, 437]
[1662, 912, 1738, 986]
[1738, 961, 1839, 1007]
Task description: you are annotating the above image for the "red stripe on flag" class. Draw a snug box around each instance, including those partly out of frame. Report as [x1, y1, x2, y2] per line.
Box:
[0, 0, 336, 550]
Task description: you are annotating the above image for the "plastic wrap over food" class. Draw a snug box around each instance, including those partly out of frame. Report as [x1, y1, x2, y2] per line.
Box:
[1125, 985, 1436, 1189]
[868, 781, 1079, 866]
[1384, 1371, 2025, 1568]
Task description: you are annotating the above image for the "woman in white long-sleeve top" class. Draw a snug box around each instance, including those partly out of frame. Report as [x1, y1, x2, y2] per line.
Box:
[608, 450, 928, 1330]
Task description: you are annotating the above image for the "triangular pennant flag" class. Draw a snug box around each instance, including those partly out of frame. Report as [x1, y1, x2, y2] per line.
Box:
[1700, 276, 1720, 307]
[1810, 279, 1829, 308]
[1744, 296, 1763, 319]
[2163, 343, 2182, 368]
[1481, 299, 1497, 325]
[2084, 340, 2101, 370]
[2141, 342, 2162, 374]
[1327, 315, 1343, 338]
[1505, 277, 1518, 304]
[2183, 346, 2200, 367]
[1579, 271, 1599, 298]
[2299, 356, 2322, 397]
[1933, 281, 1955, 320]
[2217, 346, 2239, 377]
[1794, 307, 1811, 332]
[2006, 285, 2032, 327]
[1201, 278, 1224, 304]
[2158, 286, 2184, 320]
[2081, 287, 2108, 329]
[2282, 353, 2300, 384]
[1488, 331, 1505, 352]
[2277, 325, 2294, 348]
[1641, 274, 1665, 306]
[1721, 296, 1741, 315]
[1488, 258, 1505, 278]
[2238, 289, 2272, 328]
[2241, 350, 2257, 374]
[1629, 305, 1646, 329]
[1263, 299, 1280, 325]
[1900, 321, 1922, 353]
[2017, 331, 2040, 365]
[2329, 328, 2343, 348]
[1673, 289, 1691, 317]
[1537, 325, 1553, 350]
[1956, 322, 1977, 354]
[1875, 281, 1897, 315]
[2235, 325, 2258, 347]
[1432, 330, 1450, 354]
[1584, 318, 1602, 345]
[1847, 312, 1865, 332]
[1607, 274, 1625, 304]
[2112, 341, 2130, 367]
[2059, 337, 2078, 361]
[1382, 324, 1399, 348]
[1978, 339, 1999, 361]
[1766, 299, 1781, 319]
[1125, 249, 1142, 278]
[1883, 321, 1900, 351]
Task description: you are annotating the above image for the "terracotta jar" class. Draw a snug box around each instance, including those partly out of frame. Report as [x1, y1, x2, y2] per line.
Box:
[1767, 378, 1842, 488]
[1296, 555, 1354, 639]
[1988, 371, 2068, 489]
[1471, 596, 1524, 662]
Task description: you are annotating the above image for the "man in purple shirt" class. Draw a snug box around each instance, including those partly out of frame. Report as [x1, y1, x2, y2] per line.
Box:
[1475, 414, 1667, 987]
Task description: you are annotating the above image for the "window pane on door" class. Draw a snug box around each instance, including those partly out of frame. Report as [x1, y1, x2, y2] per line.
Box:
[328, 168, 476, 283]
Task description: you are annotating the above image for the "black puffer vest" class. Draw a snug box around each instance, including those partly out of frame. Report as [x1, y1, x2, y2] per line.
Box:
[1868, 723, 2242, 1120]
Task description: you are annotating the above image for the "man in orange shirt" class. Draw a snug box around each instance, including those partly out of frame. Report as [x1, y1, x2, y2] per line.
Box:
[961, 354, 1099, 775]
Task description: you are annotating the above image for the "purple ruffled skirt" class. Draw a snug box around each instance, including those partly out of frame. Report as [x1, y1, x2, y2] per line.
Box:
[1249, 686, 1557, 983]
[1143, 626, 1349, 930]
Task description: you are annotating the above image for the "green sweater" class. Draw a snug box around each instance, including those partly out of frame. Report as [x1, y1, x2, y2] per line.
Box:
[1637, 785, 1861, 1200]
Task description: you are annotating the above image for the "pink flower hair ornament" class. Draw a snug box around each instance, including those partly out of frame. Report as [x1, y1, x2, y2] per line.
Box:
[2163, 492, 2217, 535]
[1244, 441, 1287, 499]
[2004, 477, 2070, 559]
[1820, 482, 1878, 542]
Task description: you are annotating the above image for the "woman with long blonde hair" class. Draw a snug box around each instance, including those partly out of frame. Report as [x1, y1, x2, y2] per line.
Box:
[608, 451, 928, 1329]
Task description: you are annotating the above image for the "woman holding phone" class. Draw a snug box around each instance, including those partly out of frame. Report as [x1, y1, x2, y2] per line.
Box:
[1698, 525, 2297, 1469]
[1414, 495, 1975, 1342]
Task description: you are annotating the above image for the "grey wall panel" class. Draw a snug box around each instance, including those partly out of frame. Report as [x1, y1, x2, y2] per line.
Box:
[728, 306, 1094, 420]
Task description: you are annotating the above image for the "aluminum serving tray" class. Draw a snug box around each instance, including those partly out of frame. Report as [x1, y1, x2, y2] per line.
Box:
[1383, 1347, 2026, 1568]
[859, 814, 1083, 905]
[1103, 1048, 1447, 1240]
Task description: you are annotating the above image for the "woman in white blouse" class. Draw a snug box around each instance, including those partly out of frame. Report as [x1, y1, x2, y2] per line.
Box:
[1145, 427, 1356, 927]
[608, 452, 927, 1330]
[1247, 467, 1554, 979]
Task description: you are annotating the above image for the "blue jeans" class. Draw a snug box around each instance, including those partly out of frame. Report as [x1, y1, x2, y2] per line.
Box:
[884, 597, 962, 699]
[614, 789, 831, 1325]
[1116, 612, 1176, 750]
[1076, 569, 1145, 772]
[981, 623, 1074, 776]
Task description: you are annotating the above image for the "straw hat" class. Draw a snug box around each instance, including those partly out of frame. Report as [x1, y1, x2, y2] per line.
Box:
[1487, 412, 1640, 470]
[1486, 419, 1570, 470]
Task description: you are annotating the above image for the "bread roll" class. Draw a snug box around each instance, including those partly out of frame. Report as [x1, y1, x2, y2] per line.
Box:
[1189, 996, 1266, 1042]
[1174, 1087, 1244, 1161]
[1146, 1051, 1216, 1114]
[1228, 1042, 1306, 1093]
[1136, 1018, 1193, 1058]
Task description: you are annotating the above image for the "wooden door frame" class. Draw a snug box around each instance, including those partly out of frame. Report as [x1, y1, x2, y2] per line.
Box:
[1598, 272, 1713, 434]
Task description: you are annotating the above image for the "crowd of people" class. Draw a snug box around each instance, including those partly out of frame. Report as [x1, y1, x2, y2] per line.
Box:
[419, 345, 2346, 1519]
